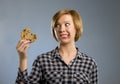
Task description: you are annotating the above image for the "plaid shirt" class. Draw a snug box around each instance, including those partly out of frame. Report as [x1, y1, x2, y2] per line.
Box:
[16, 47, 98, 84]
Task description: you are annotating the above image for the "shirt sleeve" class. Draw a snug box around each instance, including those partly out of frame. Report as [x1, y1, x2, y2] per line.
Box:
[90, 59, 98, 84]
[15, 68, 28, 84]
[15, 56, 42, 84]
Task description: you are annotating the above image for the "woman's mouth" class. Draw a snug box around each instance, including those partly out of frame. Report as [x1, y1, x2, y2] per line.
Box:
[60, 34, 69, 38]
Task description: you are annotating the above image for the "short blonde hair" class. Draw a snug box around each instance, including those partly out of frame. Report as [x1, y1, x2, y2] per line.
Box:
[51, 9, 83, 42]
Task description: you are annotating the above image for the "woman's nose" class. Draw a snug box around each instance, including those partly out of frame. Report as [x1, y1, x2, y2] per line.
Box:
[59, 25, 66, 32]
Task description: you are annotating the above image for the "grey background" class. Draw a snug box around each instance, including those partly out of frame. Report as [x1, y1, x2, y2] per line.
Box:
[0, 0, 120, 84]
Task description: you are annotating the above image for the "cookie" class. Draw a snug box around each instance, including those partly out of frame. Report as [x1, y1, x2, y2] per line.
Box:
[20, 28, 38, 43]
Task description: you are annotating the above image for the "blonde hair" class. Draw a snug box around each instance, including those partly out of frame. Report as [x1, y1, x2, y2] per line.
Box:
[51, 9, 83, 42]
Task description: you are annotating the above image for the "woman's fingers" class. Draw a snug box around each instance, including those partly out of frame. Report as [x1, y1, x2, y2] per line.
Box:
[16, 40, 31, 54]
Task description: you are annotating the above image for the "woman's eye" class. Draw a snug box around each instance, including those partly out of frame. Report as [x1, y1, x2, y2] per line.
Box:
[65, 23, 70, 27]
[55, 24, 60, 28]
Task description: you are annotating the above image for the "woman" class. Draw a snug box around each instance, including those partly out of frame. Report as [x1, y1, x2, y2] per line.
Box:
[16, 9, 98, 84]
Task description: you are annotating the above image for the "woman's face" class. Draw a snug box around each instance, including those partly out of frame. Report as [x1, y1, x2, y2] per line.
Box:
[54, 14, 76, 44]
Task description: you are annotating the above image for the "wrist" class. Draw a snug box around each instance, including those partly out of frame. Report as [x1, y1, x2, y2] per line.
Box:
[19, 59, 27, 71]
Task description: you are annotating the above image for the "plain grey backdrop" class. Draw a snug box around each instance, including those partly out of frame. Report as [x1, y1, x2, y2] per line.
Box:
[0, 0, 120, 84]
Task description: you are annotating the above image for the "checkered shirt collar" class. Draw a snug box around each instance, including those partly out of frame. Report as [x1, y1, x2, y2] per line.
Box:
[52, 46, 83, 60]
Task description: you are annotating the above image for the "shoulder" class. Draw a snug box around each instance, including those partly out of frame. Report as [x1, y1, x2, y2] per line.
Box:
[32, 49, 55, 67]
[79, 51, 97, 67]
[34, 49, 55, 62]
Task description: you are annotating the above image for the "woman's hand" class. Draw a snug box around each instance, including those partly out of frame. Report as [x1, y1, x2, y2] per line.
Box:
[16, 40, 31, 59]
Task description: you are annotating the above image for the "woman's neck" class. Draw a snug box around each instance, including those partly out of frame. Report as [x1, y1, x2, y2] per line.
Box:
[58, 43, 77, 57]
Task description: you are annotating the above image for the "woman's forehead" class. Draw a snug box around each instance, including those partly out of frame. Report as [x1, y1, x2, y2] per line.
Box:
[57, 14, 73, 23]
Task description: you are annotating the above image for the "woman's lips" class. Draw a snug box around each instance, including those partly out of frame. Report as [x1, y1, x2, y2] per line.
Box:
[60, 34, 68, 38]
